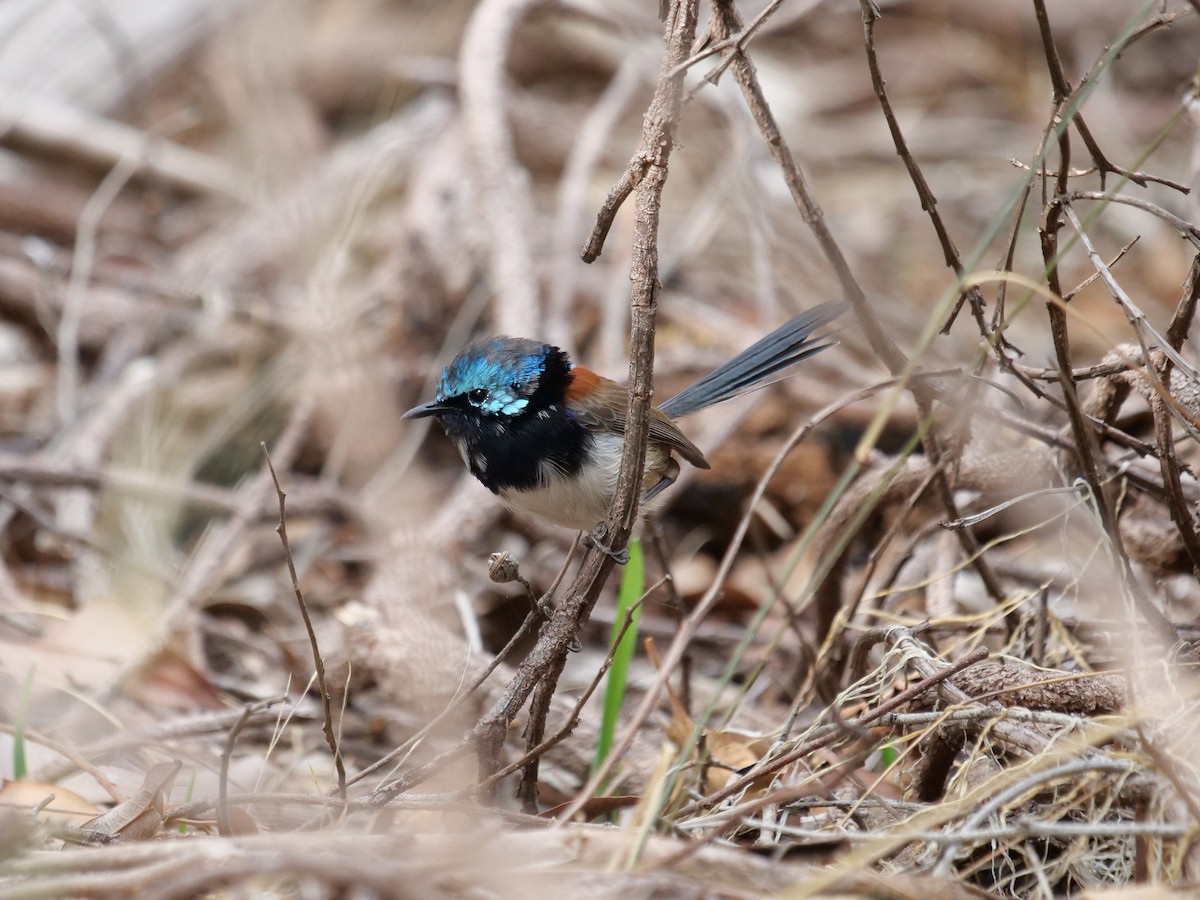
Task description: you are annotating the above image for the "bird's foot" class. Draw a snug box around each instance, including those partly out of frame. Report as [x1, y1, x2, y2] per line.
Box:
[584, 523, 630, 565]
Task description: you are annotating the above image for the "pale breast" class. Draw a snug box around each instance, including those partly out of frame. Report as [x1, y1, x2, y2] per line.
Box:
[498, 432, 673, 531]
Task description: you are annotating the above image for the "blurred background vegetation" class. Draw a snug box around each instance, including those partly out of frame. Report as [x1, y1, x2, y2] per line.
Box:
[0, 1, 1198, 896]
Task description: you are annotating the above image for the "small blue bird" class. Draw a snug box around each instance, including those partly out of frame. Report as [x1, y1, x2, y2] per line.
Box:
[403, 303, 845, 535]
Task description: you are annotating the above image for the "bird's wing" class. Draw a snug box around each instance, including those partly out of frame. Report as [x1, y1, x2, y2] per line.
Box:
[567, 371, 711, 470]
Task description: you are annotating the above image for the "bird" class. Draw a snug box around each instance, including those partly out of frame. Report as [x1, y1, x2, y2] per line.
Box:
[403, 302, 845, 545]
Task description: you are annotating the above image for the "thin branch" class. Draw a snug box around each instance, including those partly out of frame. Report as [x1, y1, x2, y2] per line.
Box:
[858, 1, 988, 337]
[1068, 190, 1200, 249]
[471, 0, 702, 799]
[264, 445, 346, 802]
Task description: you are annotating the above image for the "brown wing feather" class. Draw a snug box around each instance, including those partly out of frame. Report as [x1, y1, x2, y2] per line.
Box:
[567, 369, 711, 470]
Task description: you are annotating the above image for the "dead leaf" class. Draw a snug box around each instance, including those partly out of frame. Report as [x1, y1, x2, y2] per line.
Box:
[78, 760, 182, 842]
[663, 670, 774, 795]
[0, 779, 100, 827]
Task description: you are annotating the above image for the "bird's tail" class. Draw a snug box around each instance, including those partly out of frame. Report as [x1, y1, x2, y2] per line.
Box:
[658, 302, 847, 419]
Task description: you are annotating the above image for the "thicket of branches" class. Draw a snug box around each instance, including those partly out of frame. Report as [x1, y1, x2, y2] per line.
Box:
[0, 0, 1199, 897]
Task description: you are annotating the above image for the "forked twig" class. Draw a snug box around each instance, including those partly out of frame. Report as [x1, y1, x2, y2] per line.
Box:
[263, 445, 347, 802]
[469, 0, 702, 802]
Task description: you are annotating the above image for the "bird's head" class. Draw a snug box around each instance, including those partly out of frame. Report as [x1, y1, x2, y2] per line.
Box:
[402, 337, 572, 439]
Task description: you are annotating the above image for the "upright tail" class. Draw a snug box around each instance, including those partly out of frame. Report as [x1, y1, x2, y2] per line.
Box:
[658, 302, 847, 419]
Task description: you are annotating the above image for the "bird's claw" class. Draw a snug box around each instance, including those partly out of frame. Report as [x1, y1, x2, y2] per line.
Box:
[585, 523, 630, 565]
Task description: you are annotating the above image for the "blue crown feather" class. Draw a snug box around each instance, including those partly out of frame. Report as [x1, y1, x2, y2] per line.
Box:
[437, 338, 551, 416]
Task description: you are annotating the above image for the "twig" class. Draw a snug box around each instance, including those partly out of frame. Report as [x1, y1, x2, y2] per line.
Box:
[362, 546, 581, 800]
[930, 757, 1140, 876]
[483, 595, 647, 795]
[664, 0, 789, 80]
[1148, 257, 1200, 571]
[1032, 21, 1175, 642]
[263, 445, 346, 802]
[0, 87, 251, 200]
[217, 698, 282, 836]
[58, 151, 140, 424]
[1062, 202, 1200, 390]
[553, 56, 644, 344]
[857, 0, 988, 337]
[1067, 190, 1200, 249]
[468, 0, 701, 802]
[1167, 252, 1200, 349]
[678, 642, 991, 817]
[1030, 0, 1186, 192]
[355, 608, 540, 795]
[580, 153, 647, 264]
[0, 455, 354, 518]
[515, 650, 570, 813]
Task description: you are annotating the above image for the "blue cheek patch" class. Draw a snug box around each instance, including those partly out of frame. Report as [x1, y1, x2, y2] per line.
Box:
[480, 392, 529, 416]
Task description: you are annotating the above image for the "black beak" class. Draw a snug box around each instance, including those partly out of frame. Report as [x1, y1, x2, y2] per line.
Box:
[402, 400, 446, 420]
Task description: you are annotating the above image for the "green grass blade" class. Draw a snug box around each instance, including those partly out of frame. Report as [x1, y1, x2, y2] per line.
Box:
[12, 664, 35, 780]
[592, 538, 644, 778]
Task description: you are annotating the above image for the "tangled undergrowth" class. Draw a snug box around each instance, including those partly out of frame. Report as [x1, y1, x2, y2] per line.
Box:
[1, 0, 1199, 897]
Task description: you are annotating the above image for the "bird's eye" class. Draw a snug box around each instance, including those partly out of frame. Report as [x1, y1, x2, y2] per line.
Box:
[467, 388, 488, 404]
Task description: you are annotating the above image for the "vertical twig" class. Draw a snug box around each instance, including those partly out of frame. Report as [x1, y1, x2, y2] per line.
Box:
[1149, 256, 1200, 572]
[857, 0, 989, 338]
[217, 699, 281, 835]
[263, 445, 347, 802]
[1032, 4, 1175, 640]
[471, 0, 702, 801]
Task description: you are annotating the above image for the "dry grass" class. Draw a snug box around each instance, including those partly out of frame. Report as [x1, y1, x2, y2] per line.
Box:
[1, 0, 1199, 897]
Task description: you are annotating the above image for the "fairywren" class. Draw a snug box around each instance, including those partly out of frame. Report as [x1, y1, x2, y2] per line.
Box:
[403, 303, 845, 533]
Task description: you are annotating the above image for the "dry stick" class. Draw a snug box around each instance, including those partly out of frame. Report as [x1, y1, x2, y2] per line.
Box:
[217, 699, 280, 837]
[824, 463, 943, 662]
[0, 455, 351, 518]
[985, 9, 1186, 403]
[550, 57, 644, 349]
[459, 0, 542, 337]
[1032, 0, 1175, 192]
[1018, 358, 1141, 382]
[930, 757, 1141, 877]
[1062, 203, 1200, 395]
[1068, 191, 1200, 248]
[1166, 251, 1200, 351]
[3, 723, 125, 804]
[0, 88, 251, 201]
[58, 151, 140, 424]
[482, 595, 648, 794]
[365, 625, 533, 793]
[665, 0, 787, 79]
[1032, 14, 1175, 641]
[263, 446, 346, 802]
[357, 611, 542, 794]
[356, 545, 581, 796]
[709, 0, 1008, 621]
[645, 520, 692, 711]
[1045, 255, 1173, 644]
[469, 0, 701, 800]
[857, 1, 988, 338]
[515, 662, 565, 813]
[1149, 257, 1200, 572]
[677, 642, 992, 817]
